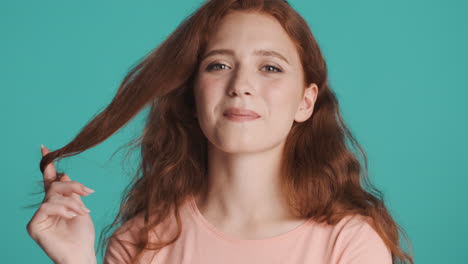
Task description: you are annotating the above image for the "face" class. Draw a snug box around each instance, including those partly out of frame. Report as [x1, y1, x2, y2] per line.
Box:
[194, 11, 317, 154]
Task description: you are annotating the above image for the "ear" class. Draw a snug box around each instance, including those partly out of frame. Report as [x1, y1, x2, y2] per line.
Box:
[294, 83, 318, 122]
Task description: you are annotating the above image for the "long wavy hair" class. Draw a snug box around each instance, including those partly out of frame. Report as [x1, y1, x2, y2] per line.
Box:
[36, 0, 413, 263]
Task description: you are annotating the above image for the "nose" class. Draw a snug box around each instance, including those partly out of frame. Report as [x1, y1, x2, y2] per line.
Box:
[227, 66, 255, 97]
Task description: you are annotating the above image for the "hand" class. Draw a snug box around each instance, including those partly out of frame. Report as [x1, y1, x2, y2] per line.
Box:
[26, 145, 96, 264]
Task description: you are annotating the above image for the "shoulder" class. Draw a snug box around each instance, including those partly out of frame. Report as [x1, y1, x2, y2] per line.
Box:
[330, 215, 392, 264]
[103, 213, 146, 264]
[103, 211, 180, 264]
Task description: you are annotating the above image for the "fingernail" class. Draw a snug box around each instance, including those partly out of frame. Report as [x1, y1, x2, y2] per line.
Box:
[67, 211, 77, 217]
[83, 186, 95, 193]
[40, 144, 45, 149]
[81, 206, 91, 213]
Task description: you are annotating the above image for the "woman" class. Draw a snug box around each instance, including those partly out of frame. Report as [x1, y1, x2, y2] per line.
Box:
[27, 0, 414, 263]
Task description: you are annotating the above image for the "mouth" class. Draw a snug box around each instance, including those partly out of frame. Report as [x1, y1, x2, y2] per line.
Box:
[223, 107, 260, 117]
[223, 114, 260, 122]
[223, 107, 261, 122]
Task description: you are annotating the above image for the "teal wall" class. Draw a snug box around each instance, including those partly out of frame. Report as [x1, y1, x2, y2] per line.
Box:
[2, 0, 466, 263]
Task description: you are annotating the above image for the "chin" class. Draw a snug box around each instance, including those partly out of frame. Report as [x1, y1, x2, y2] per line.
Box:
[209, 137, 275, 155]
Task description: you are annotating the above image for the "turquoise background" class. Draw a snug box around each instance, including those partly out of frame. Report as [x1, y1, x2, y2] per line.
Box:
[2, 0, 467, 263]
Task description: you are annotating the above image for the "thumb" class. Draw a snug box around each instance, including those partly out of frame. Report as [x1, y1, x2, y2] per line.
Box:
[60, 174, 83, 204]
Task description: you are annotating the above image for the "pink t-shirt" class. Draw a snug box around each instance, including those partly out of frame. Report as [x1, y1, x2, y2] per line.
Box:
[104, 195, 392, 263]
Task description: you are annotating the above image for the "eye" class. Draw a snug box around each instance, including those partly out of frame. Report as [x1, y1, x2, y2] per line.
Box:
[206, 63, 282, 73]
[206, 63, 230, 71]
[262, 65, 282, 73]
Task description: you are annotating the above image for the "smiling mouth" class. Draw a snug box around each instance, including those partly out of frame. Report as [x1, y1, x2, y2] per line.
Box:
[223, 107, 260, 117]
[223, 113, 260, 122]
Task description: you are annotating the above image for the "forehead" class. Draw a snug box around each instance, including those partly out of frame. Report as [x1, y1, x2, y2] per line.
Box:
[204, 11, 300, 65]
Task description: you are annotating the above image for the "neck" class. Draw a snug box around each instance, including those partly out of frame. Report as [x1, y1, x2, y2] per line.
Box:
[195, 140, 302, 227]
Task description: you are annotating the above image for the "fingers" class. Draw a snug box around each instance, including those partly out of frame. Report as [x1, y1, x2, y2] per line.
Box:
[28, 175, 94, 233]
[45, 178, 95, 201]
[60, 174, 81, 203]
[27, 194, 92, 238]
[27, 199, 88, 242]
[32, 199, 88, 227]
[40, 145, 57, 187]
[60, 174, 95, 204]
[39, 145, 96, 205]
[46, 195, 91, 216]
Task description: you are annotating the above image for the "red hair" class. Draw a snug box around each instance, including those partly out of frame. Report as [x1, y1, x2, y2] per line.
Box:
[39, 0, 413, 263]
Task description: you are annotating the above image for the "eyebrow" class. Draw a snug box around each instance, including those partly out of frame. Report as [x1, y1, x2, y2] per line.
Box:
[201, 49, 290, 64]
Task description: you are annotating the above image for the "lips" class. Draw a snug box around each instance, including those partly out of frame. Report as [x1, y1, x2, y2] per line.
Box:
[223, 107, 260, 117]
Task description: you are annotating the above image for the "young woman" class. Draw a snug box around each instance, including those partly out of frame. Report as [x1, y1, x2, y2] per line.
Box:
[27, 0, 414, 263]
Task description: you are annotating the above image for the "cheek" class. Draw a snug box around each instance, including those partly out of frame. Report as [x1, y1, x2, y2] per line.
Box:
[196, 75, 225, 97]
[262, 78, 300, 116]
[194, 77, 224, 118]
